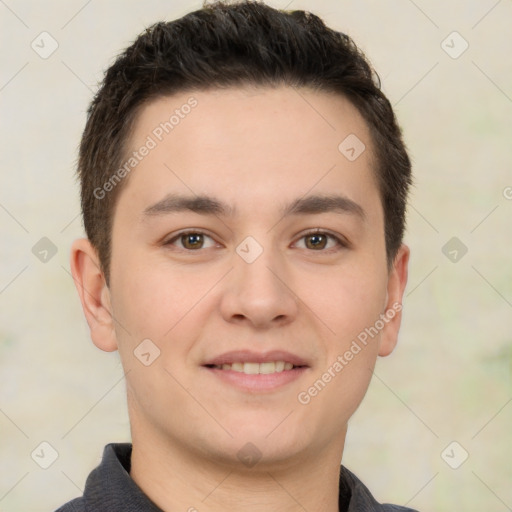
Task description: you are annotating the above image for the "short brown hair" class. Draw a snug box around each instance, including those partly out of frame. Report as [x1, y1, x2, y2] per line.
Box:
[78, 0, 412, 284]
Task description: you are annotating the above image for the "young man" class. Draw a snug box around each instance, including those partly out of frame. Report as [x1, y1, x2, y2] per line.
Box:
[59, 1, 415, 510]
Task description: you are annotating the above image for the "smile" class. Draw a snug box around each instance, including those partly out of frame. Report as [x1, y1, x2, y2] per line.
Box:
[206, 361, 299, 374]
[202, 350, 310, 391]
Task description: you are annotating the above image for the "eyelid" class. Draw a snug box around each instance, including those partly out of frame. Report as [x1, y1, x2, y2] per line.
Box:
[163, 228, 349, 252]
[163, 229, 219, 250]
[294, 228, 349, 250]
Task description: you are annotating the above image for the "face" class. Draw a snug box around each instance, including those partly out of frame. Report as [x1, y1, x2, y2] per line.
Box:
[74, 86, 409, 469]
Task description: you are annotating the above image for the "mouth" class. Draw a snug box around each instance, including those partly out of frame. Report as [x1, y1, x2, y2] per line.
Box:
[204, 361, 305, 374]
[202, 350, 309, 392]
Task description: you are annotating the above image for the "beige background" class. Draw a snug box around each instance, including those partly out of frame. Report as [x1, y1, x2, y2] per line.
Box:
[1, 0, 511, 511]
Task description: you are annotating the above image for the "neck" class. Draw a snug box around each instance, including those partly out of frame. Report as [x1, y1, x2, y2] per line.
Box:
[129, 426, 346, 512]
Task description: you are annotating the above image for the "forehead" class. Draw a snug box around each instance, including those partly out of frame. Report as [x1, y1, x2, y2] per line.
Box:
[116, 86, 380, 222]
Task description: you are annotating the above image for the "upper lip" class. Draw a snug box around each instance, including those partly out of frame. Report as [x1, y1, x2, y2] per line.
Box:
[203, 350, 309, 367]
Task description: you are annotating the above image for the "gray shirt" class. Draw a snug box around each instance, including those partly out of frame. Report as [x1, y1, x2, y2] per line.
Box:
[54, 443, 419, 512]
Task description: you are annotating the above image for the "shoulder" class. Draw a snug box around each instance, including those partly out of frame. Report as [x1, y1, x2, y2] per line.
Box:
[53, 497, 85, 512]
[340, 465, 420, 512]
[52, 443, 127, 512]
[377, 505, 419, 512]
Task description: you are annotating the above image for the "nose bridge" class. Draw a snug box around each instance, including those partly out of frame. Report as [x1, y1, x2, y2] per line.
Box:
[221, 235, 298, 327]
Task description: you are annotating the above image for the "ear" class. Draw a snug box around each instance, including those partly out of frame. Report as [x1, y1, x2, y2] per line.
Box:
[378, 243, 410, 357]
[70, 238, 118, 352]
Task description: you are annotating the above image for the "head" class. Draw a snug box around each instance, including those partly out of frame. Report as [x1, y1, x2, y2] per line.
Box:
[71, 0, 411, 471]
[78, 0, 411, 284]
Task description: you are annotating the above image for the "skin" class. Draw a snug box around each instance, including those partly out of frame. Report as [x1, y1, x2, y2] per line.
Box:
[71, 86, 409, 512]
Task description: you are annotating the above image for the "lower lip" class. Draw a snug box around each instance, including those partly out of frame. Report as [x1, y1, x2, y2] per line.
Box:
[204, 367, 308, 392]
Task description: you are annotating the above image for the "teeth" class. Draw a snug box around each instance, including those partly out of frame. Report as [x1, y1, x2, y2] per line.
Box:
[244, 362, 260, 375]
[259, 362, 275, 374]
[211, 361, 299, 374]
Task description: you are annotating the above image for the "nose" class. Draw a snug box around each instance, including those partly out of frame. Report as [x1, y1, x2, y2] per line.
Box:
[219, 243, 299, 329]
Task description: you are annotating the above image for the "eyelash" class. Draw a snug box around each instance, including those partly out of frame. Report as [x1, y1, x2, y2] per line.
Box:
[164, 228, 348, 253]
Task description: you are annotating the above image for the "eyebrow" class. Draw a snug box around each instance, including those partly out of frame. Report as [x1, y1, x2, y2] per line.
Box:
[142, 193, 366, 221]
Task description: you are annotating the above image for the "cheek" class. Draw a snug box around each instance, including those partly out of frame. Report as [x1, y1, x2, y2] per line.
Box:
[309, 262, 387, 414]
[110, 259, 200, 408]
[109, 255, 225, 377]
[112, 272, 171, 340]
[310, 260, 388, 344]
[111, 256, 201, 338]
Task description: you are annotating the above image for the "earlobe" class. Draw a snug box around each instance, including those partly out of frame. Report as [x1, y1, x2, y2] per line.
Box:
[378, 244, 410, 357]
[70, 238, 118, 352]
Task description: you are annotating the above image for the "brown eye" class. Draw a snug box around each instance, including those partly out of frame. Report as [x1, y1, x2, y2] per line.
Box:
[181, 233, 204, 250]
[295, 230, 346, 252]
[165, 231, 216, 251]
[305, 233, 328, 250]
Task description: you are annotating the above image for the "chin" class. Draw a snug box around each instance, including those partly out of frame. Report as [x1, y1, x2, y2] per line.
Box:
[209, 419, 310, 461]
[202, 435, 310, 472]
